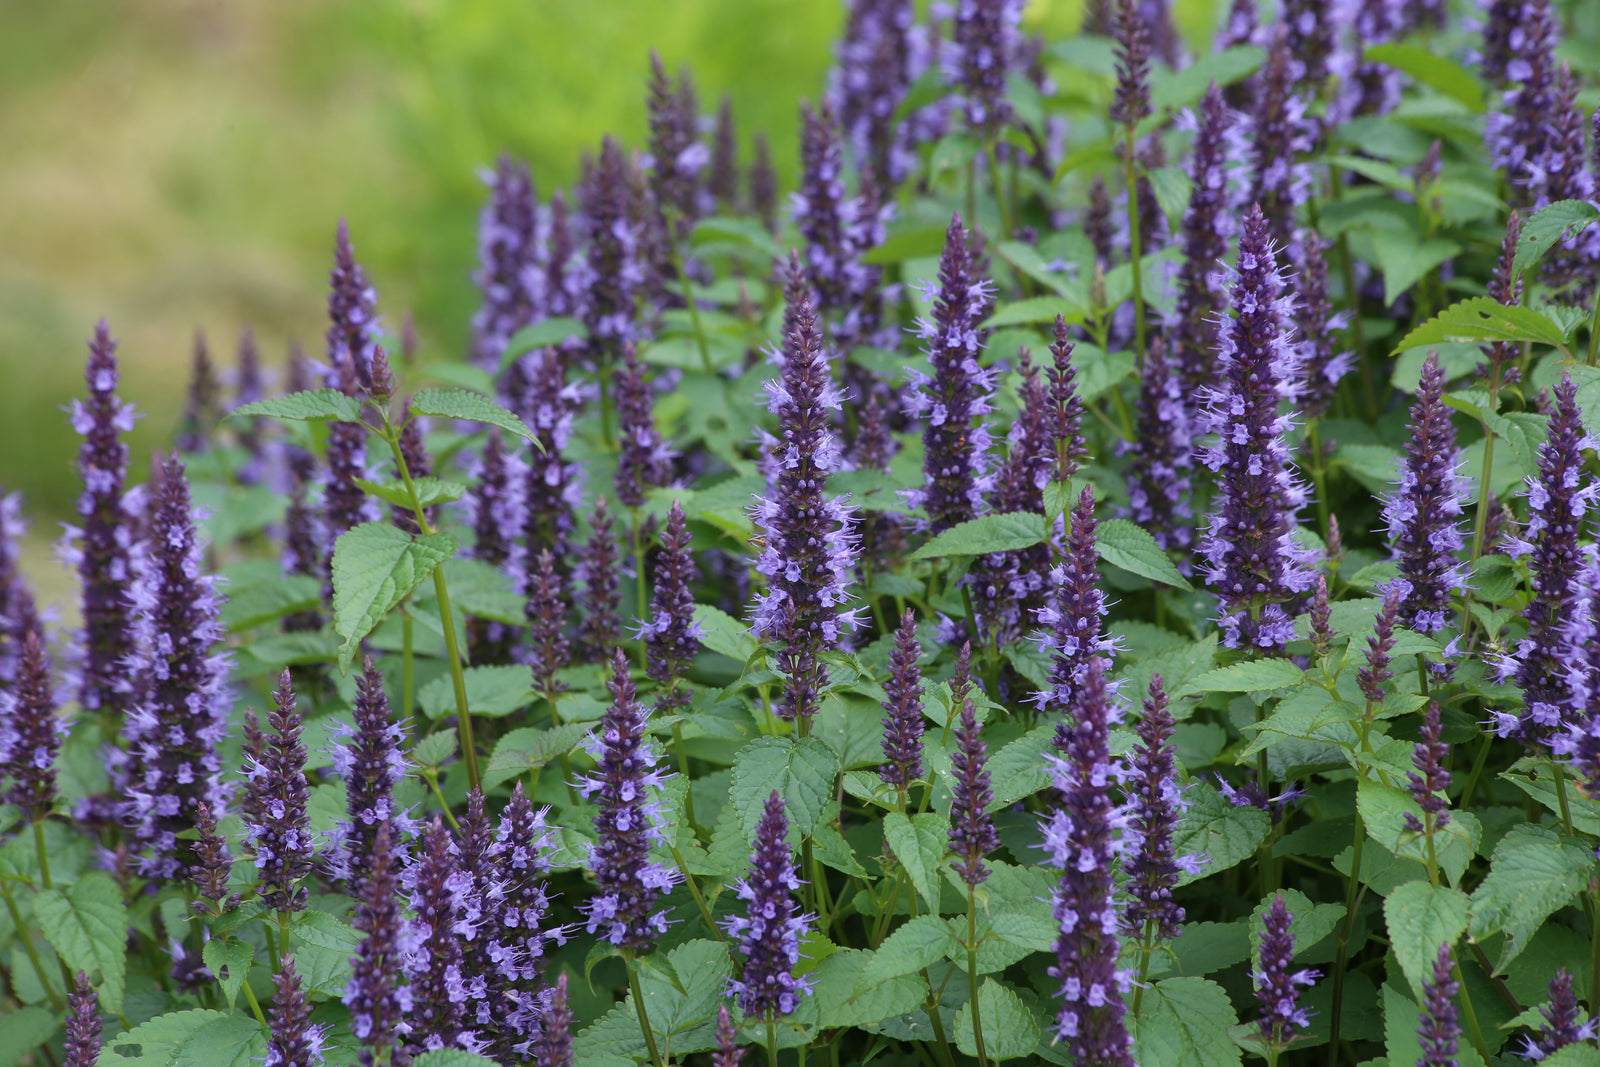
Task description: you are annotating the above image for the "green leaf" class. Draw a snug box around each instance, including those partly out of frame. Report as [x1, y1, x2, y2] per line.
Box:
[1469, 824, 1593, 972]
[412, 730, 457, 767]
[954, 979, 1040, 1061]
[230, 388, 361, 423]
[1171, 782, 1270, 886]
[219, 574, 324, 630]
[352, 476, 467, 510]
[1248, 890, 1344, 957]
[0, 1007, 56, 1067]
[483, 722, 589, 788]
[1358, 779, 1480, 887]
[982, 296, 1087, 329]
[986, 727, 1054, 809]
[32, 871, 127, 1012]
[413, 1053, 504, 1067]
[1134, 977, 1243, 1067]
[813, 948, 928, 1028]
[331, 523, 458, 672]
[286, 910, 361, 995]
[883, 811, 950, 911]
[692, 603, 757, 663]
[1097, 517, 1194, 590]
[1512, 200, 1600, 279]
[1363, 43, 1485, 111]
[409, 388, 541, 446]
[418, 665, 534, 719]
[1382, 984, 1425, 1067]
[1384, 881, 1469, 999]
[812, 821, 869, 877]
[1149, 45, 1266, 111]
[859, 915, 959, 987]
[910, 512, 1047, 560]
[1370, 233, 1461, 308]
[861, 224, 952, 265]
[438, 557, 525, 625]
[102, 1010, 265, 1067]
[692, 216, 785, 260]
[201, 938, 254, 1012]
[729, 736, 841, 839]
[498, 316, 585, 373]
[1391, 297, 1570, 355]
[1177, 659, 1305, 696]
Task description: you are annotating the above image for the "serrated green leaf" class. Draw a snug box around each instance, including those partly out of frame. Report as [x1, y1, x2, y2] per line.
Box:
[1248, 890, 1344, 958]
[1178, 659, 1305, 696]
[860, 916, 959, 987]
[0, 1006, 56, 1067]
[982, 296, 1087, 329]
[352, 475, 467, 510]
[219, 574, 324, 630]
[1512, 200, 1600, 279]
[33, 871, 127, 1012]
[201, 938, 254, 1012]
[498, 316, 585, 373]
[412, 1052, 504, 1067]
[231, 388, 362, 423]
[1370, 233, 1461, 308]
[1363, 43, 1485, 111]
[411, 730, 458, 767]
[954, 979, 1040, 1061]
[729, 737, 840, 839]
[286, 910, 361, 995]
[331, 523, 457, 672]
[1171, 782, 1269, 886]
[910, 512, 1047, 560]
[986, 727, 1054, 809]
[1391, 297, 1570, 355]
[1384, 881, 1469, 999]
[814, 948, 928, 1028]
[1134, 977, 1243, 1067]
[692, 603, 756, 663]
[883, 811, 949, 911]
[1149, 45, 1265, 111]
[483, 722, 589, 788]
[1358, 779, 1480, 887]
[1097, 517, 1194, 590]
[104, 1010, 265, 1067]
[812, 821, 869, 877]
[1469, 824, 1593, 972]
[418, 665, 534, 720]
[409, 388, 541, 446]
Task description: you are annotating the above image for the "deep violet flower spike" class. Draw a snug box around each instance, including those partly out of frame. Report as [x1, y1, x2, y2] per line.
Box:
[243, 670, 315, 913]
[832, 0, 915, 189]
[578, 649, 679, 949]
[614, 345, 673, 509]
[904, 214, 997, 532]
[1292, 234, 1351, 418]
[1172, 84, 1236, 395]
[403, 817, 474, 1054]
[580, 137, 646, 363]
[515, 346, 582, 570]
[1247, 32, 1313, 245]
[575, 497, 623, 662]
[64, 972, 101, 1067]
[1038, 486, 1117, 746]
[1480, 0, 1519, 85]
[1484, 0, 1559, 209]
[641, 501, 702, 703]
[322, 350, 379, 557]
[646, 51, 706, 241]
[266, 957, 329, 1067]
[948, 699, 999, 886]
[724, 790, 815, 1018]
[1124, 675, 1202, 942]
[1125, 335, 1193, 565]
[1109, 0, 1151, 127]
[1253, 894, 1320, 1047]
[328, 659, 414, 897]
[1404, 702, 1452, 835]
[708, 97, 739, 213]
[65, 321, 138, 716]
[1197, 205, 1317, 650]
[954, 0, 1020, 137]
[1524, 970, 1593, 1058]
[471, 155, 541, 373]
[1044, 656, 1134, 1064]
[1417, 945, 1459, 1067]
[344, 821, 412, 1067]
[1281, 0, 1333, 88]
[177, 331, 218, 454]
[1382, 353, 1469, 634]
[879, 609, 926, 792]
[190, 800, 237, 913]
[1, 630, 63, 822]
[328, 219, 381, 389]
[534, 972, 574, 1067]
[488, 782, 565, 1056]
[119, 454, 232, 883]
[1359, 585, 1401, 704]
[750, 134, 779, 234]
[713, 1004, 744, 1067]
[233, 329, 267, 485]
[525, 550, 571, 696]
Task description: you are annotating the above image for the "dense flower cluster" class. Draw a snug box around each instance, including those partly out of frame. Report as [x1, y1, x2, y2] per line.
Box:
[724, 791, 814, 1017]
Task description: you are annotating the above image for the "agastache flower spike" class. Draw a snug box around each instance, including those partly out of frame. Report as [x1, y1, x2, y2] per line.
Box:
[851, 393, 906, 570]
[1044, 657, 1134, 1063]
[1109, 0, 1151, 128]
[750, 134, 779, 234]
[833, 0, 915, 189]
[1529, 66, 1600, 292]
[489, 782, 565, 1055]
[1382, 353, 1469, 634]
[177, 331, 218, 453]
[1522, 970, 1597, 1058]
[640, 501, 702, 709]
[323, 350, 379, 558]
[1, 630, 63, 823]
[1124, 675, 1203, 942]
[575, 497, 622, 662]
[954, 0, 1021, 138]
[904, 214, 997, 532]
[345, 821, 413, 1067]
[1404, 702, 1452, 837]
[533, 972, 574, 1067]
[1291, 234, 1351, 418]
[1347, 0, 1403, 118]
[471, 155, 540, 374]
[1480, 0, 1519, 85]
[1247, 32, 1313, 246]
[879, 609, 926, 794]
[579, 649, 679, 949]
[524, 550, 571, 696]
[243, 670, 314, 913]
[1037, 486, 1117, 748]
[1359, 586, 1401, 704]
[1484, 0, 1558, 207]
[948, 700, 999, 886]
[392, 414, 434, 535]
[465, 429, 522, 664]
[580, 137, 647, 364]
[266, 957, 329, 1067]
[1253, 893, 1320, 1047]
[233, 330, 267, 485]
[403, 817, 475, 1053]
[713, 1004, 744, 1067]
[646, 52, 707, 244]
[1196, 205, 1318, 651]
[1172, 84, 1237, 394]
[120, 455, 232, 882]
[516, 347, 582, 576]
[1281, 0, 1333, 89]
[327, 220, 381, 388]
[708, 97, 739, 213]
[1125, 335, 1194, 566]
[1417, 945, 1459, 1067]
[724, 791, 815, 1017]
[614, 345, 673, 509]
[327, 659, 415, 897]
[190, 800, 237, 912]
[64, 972, 101, 1067]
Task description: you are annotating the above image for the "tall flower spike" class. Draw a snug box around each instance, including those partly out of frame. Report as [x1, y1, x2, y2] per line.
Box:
[1417, 945, 1459, 1067]
[120, 455, 232, 882]
[233, 329, 267, 485]
[1292, 234, 1351, 418]
[1500, 375, 1598, 746]
[1281, 0, 1333, 89]
[1522, 970, 1595, 1058]
[1, 630, 63, 822]
[1172, 84, 1237, 395]
[1197, 205, 1317, 651]
[579, 649, 679, 949]
[1382, 353, 1469, 634]
[851, 393, 906, 570]
[177, 331, 218, 453]
[471, 154, 541, 374]
[646, 52, 707, 245]
[345, 821, 412, 1067]
[948, 699, 999, 886]
[64, 971, 101, 1067]
[466, 429, 522, 664]
[641, 501, 702, 709]
[516, 346, 582, 581]
[713, 1003, 744, 1067]
[1044, 656, 1134, 1064]
[266, 957, 329, 1067]
[1125, 334, 1193, 566]
[1124, 675, 1203, 942]
[833, 0, 915, 189]
[391, 414, 434, 535]
[190, 800, 237, 912]
[724, 791, 815, 1018]
[524, 550, 571, 696]
[542, 191, 584, 326]
[1403, 702, 1452, 836]
[328, 219, 381, 389]
[489, 782, 565, 1057]
[1037, 486, 1117, 747]
[750, 134, 779, 234]
[533, 972, 574, 1067]
[580, 137, 646, 364]
[1529, 66, 1600, 292]
[954, 0, 1020, 137]
[403, 817, 474, 1053]
[1109, 0, 1151, 128]
[575, 498, 622, 662]
[1479, 0, 1519, 85]
[323, 349, 379, 560]
[1253, 893, 1320, 1048]
[328, 659, 414, 897]
[64, 321, 138, 716]
[1484, 0, 1558, 208]
[708, 96, 739, 213]
[879, 609, 925, 794]
[1359, 586, 1401, 704]
[750, 260, 861, 721]
[904, 214, 997, 532]
[1347, 0, 1403, 118]
[243, 670, 314, 913]
[614, 345, 673, 509]
[1247, 31, 1313, 246]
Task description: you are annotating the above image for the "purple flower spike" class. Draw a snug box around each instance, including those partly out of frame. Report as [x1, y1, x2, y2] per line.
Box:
[904, 214, 997, 532]
[1522, 969, 1596, 1058]
[640, 501, 702, 709]
[1382, 353, 1470, 634]
[63, 321, 138, 717]
[750, 135, 779, 235]
[1125, 675, 1203, 943]
[515, 347, 582, 572]
[489, 782, 565, 1056]
[403, 817, 475, 1053]
[1, 630, 63, 823]
[466, 429, 522, 664]
[471, 155, 541, 374]
[879, 609, 926, 793]
[327, 659, 415, 897]
[190, 800, 237, 912]
[724, 790, 815, 1018]
[955, 0, 1021, 137]
[233, 330, 267, 485]
[344, 820, 412, 1067]
[1172, 84, 1238, 395]
[1529, 67, 1599, 291]
[646, 52, 707, 243]
[1480, 0, 1519, 85]
[1359, 586, 1402, 704]
[1253, 893, 1320, 1048]
[1247, 31, 1313, 246]
[1292, 234, 1351, 418]
[1346, 0, 1403, 118]
[177, 331, 218, 454]
[579, 649, 679, 950]
[708, 97, 740, 213]
[949, 699, 999, 887]
[65, 972, 101, 1067]
[1281, 0, 1334, 88]
[575, 497, 623, 662]
[1197, 205, 1317, 651]
[266, 957, 329, 1067]
[1125, 335, 1194, 565]
[1037, 486, 1117, 745]
[243, 670, 315, 913]
[1417, 945, 1459, 1067]
[1500, 375, 1598, 746]
[534, 972, 574, 1067]
[833, 0, 915, 189]
[1484, 0, 1559, 209]
[1403, 703, 1452, 836]
[614, 345, 674, 510]
[580, 137, 647, 363]
[323, 350, 379, 558]
[525, 549, 571, 697]
[1044, 657, 1134, 1064]
[119, 455, 232, 884]
[328, 220, 382, 390]
[1109, 0, 1151, 128]
[713, 1003, 745, 1067]
[750, 261, 861, 721]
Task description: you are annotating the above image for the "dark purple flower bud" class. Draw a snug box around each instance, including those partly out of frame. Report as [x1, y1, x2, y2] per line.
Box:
[1499, 375, 1598, 746]
[724, 790, 815, 1017]
[1171, 84, 1238, 395]
[517, 348, 582, 576]
[708, 97, 740, 213]
[580, 137, 647, 364]
[1479, 213, 1523, 393]
[880, 610, 926, 793]
[472, 155, 541, 373]
[328, 659, 415, 896]
[640, 501, 702, 705]
[1522, 970, 1596, 1058]
[1281, 0, 1334, 88]
[1085, 178, 1117, 268]
[323, 352, 379, 559]
[64, 322, 138, 716]
[904, 215, 997, 532]
[345, 820, 412, 1067]
[1292, 234, 1351, 418]
[1417, 945, 1459, 1067]
[403, 817, 476, 1053]
[328, 219, 381, 390]
[1382, 353, 1469, 634]
[1480, 0, 1518, 84]
[65, 971, 101, 1067]
[1217, 777, 1306, 823]
[1253, 893, 1320, 1047]
[833, 0, 915, 189]
[614, 345, 674, 510]
[955, 0, 1021, 137]
[1196, 206, 1318, 651]
[647, 52, 707, 242]
[1359, 585, 1402, 704]
[1308, 576, 1333, 658]
[1124, 675, 1203, 942]
[1484, 0, 1559, 208]
[1403, 702, 1452, 836]
[190, 800, 237, 913]
[1346, 0, 1403, 118]
[1037, 487, 1117, 745]
[243, 670, 315, 912]
[119, 455, 232, 883]
[713, 1003, 744, 1067]
[1247, 32, 1313, 246]
[1215, 0, 1257, 55]
[177, 331, 218, 454]
[486, 782, 565, 1055]
[465, 429, 522, 664]
[1046, 320, 1090, 483]
[282, 477, 324, 634]
[233, 329, 268, 485]
[1528, 66, 1599, 291]
[579, 649, 679, 949]
[533, 972, 574, 1067]
[391, 413, 434, 535]
[1125, 335, 1194, 565]
[575, 497, 623, 663]
[0, 630, 63, 822]
[1109, 0, 1151, 127]
[751, 264, 861, 721]
[1043, 657, 1134, 1063]
[266, 957, 329, 1067]
[948, 700, 999, 886]
[750, 134, 779, 235]
[524, 550, 571, 696]
[542, 191, 583, 325]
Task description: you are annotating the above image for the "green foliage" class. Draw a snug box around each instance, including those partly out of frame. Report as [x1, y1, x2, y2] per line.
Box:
[330, 521, 458, 670]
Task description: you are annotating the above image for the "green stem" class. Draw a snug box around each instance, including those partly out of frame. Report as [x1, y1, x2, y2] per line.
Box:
[422, 769, 462, 830]
[1457, 731, 1495, 809]
[1587, 276, 1600, 366]
[1590, 884, 1600, 1016]
[1453, 959, 1495, 1066]
[766, 1015, 780, 1067]
[1325, 812, 1365, 1066]
[966, 890, 988, 1067]
[241, 972, 268, 1026]
[1254, 699, 1276, 895]
[32, 820, 52, 890]
[985, 141, 1013, 245]
[1, 882, 62, 1010]
[671, 721, 697, 828]
[401, 607, 415, 724]
[1129, 920, 1156, 1019]
[626, 953, 667, 1067]
[667, 840, 725, 941]
[1552, 760, 1576, 836]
